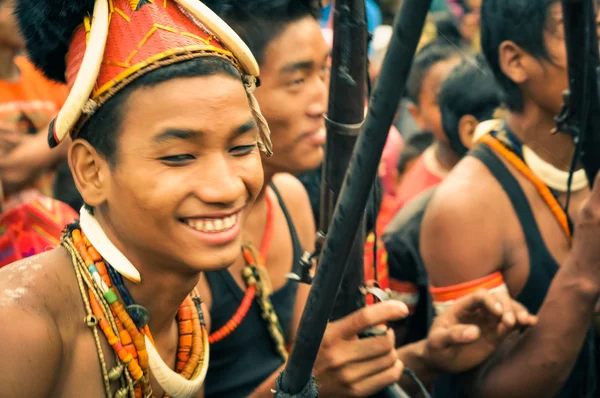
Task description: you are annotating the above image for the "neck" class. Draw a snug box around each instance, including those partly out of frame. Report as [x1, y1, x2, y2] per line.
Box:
[0, 48, 19, 81]
[505, 104, 575, 171]
[433, 140, 460, 171]
[95, 209, 199, 336]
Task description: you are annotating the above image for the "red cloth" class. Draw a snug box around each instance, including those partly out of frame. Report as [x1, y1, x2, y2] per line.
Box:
[389, 152, 444, 218]
[0, 197, 77, 268]
[379, 125, 403, 197]
[364, 150, 444, 295]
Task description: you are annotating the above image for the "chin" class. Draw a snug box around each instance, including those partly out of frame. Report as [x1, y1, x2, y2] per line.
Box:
[181, 237, 243, 273]
[293, 148, 324, 174]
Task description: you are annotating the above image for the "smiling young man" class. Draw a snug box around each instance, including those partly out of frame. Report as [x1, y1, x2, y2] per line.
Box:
[199, 2, 538, 398]
[0, 0, 272, 397]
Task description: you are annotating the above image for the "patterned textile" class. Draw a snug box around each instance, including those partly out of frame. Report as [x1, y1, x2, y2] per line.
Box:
[0, 197, 78, 268]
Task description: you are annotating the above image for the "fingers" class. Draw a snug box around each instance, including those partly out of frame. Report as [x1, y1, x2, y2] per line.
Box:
[510, 299, 538, 326]
[494, 294, 537, 335]
[451, 289, 504, 318]
[320, 329, 396, 368]
[343, 360, 404, 397]
[331, 301, 408, 339]
[427, 324, 481, 350]
[338, 349, 399, 385]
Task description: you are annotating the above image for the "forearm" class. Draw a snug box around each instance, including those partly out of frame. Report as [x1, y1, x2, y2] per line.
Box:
[396, 340, 440, 395]
[473, 265, 600, 397]
[0, 132, 68, 194]
[248, 365, 285, 398]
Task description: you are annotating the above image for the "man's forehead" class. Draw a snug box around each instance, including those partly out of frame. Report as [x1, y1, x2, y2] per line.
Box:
[263, 17, 328, 70]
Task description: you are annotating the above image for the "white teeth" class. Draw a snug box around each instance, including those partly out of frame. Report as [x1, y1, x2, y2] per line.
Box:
[184, 213, 238, 233]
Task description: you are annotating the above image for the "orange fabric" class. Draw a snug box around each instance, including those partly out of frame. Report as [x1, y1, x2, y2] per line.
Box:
[430, 272, 505, 302]
[66, 0, 237, 100]
[0, 56, 68, 201]
[389, 279, 419, 294]
[0, 56, 67, 135]
[364, 231, 389, 290]
[364, 153, 444, 296]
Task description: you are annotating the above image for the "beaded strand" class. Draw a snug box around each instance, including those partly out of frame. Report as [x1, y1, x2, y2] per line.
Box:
[63, 233, 135, 397]
[207, 188, 288, 361]
[64, 224, 208, 398]
[73, 229, 151, 397]
[482, 134, 572, 240]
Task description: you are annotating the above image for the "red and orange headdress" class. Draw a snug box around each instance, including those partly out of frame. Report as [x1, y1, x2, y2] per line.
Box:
[17, 0, 272, 154]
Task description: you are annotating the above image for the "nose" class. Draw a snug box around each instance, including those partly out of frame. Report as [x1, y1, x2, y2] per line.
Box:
[307, 72, 329, 120]
[194, 154, 247, 208]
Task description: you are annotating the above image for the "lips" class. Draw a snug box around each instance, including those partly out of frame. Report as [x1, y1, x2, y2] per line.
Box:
[182, 213, 238, 233]
[179, 210, 243, 246]
[303, 127, 326, 145]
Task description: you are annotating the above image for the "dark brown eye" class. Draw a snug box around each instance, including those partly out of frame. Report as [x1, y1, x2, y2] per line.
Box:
[230, 144, 257, 156]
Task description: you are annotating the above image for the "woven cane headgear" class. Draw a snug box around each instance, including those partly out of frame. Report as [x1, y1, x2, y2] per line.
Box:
[15, 0, 272, 155]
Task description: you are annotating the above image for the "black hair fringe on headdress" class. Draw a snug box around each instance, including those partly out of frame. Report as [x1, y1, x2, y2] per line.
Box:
[15, 0, 96, 83]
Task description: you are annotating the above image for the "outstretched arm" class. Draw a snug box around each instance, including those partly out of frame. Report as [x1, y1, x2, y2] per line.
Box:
[396, 290, 537, 394]
[420, 173, 600, 398]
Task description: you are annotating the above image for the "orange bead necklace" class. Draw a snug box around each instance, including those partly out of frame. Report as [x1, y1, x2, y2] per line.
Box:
[64, 225, 207, 398]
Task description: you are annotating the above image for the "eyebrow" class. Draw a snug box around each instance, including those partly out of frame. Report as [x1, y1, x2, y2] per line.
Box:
[279, 52, 332, 75]
[234, 119, 258, 138]
[280, 60, 315, 74]
[153, 129, 200, 143]
[152, 119, 257, 143]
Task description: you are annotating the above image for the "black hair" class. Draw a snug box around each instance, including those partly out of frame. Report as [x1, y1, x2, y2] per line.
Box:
[201, 0, 321, 65]
[78, 57, 241, 167]
[405, 40, 461, 104]
[432, 12, 466, 49]
[396, 131, 434, 174]
[481, 0, 559, 111]
[438, 55, 500, 157]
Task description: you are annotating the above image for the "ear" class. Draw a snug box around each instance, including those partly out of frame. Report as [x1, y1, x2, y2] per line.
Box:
[458, 114, 479, 149]
[68, 139, 111, 208]
[498, 40, 528, 86]
[408, 102, 426, 131]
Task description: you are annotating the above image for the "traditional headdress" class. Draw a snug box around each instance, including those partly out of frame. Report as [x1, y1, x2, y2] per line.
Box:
[15, 0, 272, 155]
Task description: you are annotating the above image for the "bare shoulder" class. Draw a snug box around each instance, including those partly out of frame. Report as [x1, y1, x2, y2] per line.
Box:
[272, 173, 316, 250]
[0, 248, 72, 396]
[0, 247, 74, 313]
[420, 156, 508, 286]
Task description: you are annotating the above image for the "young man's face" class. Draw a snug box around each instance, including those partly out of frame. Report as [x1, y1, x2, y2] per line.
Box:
[410, 57, 462, 143]
[0, 0, 25, 51]
[75, 73, 264, 273]
[255, 16, 330, 175]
